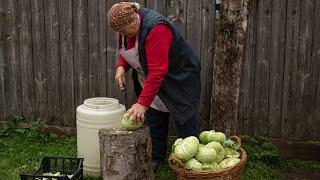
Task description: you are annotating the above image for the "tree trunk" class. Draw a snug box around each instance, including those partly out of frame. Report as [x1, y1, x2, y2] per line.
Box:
[211, 0, 250, 135]
[98, 126, 154, 180]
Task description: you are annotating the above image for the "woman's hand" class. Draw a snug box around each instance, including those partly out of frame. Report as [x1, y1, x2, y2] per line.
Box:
[115, 66, 126, 90]
[126, 103, 147, 122]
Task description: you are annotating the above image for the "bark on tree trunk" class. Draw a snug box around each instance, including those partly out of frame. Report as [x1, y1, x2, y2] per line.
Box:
[211, 0, 250, 135]
[98, 126, 154, 180]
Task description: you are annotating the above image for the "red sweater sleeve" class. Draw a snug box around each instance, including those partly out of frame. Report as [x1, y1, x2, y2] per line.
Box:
[137, 24, 173, 108]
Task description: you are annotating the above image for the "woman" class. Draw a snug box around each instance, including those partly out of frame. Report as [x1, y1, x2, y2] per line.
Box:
[108, 2, 201, 172]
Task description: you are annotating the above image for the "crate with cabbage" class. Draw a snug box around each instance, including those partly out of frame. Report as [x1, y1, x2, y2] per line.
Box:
[171, 130, 241, 171]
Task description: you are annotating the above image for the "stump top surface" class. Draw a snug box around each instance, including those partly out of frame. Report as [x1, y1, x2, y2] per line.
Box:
[99, 125, 149, 136]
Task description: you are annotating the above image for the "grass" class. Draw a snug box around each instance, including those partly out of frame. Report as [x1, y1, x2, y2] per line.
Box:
[1, 117, 320, 180]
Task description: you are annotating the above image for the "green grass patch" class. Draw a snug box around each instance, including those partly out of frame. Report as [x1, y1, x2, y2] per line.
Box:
[1, 117, 319, 180]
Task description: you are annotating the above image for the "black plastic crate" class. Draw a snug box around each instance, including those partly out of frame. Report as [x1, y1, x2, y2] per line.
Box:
[20, 157, 84, 180]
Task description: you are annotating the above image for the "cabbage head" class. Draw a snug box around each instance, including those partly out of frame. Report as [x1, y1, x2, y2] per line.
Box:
[195, 146, 216, 163]
[202, 162, 218, 171]
[211, 132, 226, 144]
[199, 130, 215, 144]
[224, 148, 240, 158]
[199, 130, 226, 144]
[223, 139, 238, 150]
[219, 158, 241, 169]
[199, 144, 206, 148]
[205, 141, 225, 163]
[172, 138, 183, 152]
[184, 158, 202, 170]
[174, 136, 199, 161]
[121, 115, 143, 131]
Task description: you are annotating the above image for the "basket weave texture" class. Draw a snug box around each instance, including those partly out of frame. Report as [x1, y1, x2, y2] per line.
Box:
[168, 135, 247, 180]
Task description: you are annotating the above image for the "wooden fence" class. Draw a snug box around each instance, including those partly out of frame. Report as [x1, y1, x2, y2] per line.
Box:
[238, 0, 320, 141]
[0, 0, 215, 128]
[0, 0, 320, 141]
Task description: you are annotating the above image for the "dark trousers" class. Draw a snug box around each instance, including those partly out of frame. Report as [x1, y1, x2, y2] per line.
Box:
[132, 70, 199, 162]
[144, 107, 199, 162]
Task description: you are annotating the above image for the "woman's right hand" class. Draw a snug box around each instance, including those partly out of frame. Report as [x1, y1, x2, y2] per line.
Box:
[115, 66, 126, 91]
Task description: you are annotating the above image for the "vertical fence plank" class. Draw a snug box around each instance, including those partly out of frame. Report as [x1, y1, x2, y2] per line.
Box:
[19, 0, 35, 122]
[0, 0, 5, 120]
[88, 0, 100, 98]
[282, 0, 300, 140]
[253, 0, 272, 137]
[45, 0, 61, 124]
[267, 0, 287, 138]
[73, 0, 89, 108]
[145, 0, 167, 16]
[3, 0, 22, 119]
[98, 0, 107, 97]
[167, 0, 187, 38]
[293, 0, 314, 140]
[239, 0, 257, 136]
[31, 0, 47, 120]
[198, 0, 214, 130]
[106, 0, 124, 104]
[59, 0, 74, 126]
[307, 0, 320, 140]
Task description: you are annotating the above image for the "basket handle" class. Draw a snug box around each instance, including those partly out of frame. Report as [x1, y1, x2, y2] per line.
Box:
[168, 154, 186, 171]
[230, 135, 241, 148]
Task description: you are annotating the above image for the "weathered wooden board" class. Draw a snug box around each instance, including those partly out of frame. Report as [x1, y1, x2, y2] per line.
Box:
[281, 0, 300, 140]
[293, 0, 314, 140]
[167, 0, 187, 38]
[267, 0, 287, 138]
[3, 0, 22, 119]
[307, 0, 320, 140]
[145, 0, 166, 16]
[73, 0, 89, 109]
[59, 0, 74, 126]
[45, 0, 61, 125]
[199, 0, 215, 130]
[238, 0, 257, 135]
[98, 0, 107, 97]
[31, 0, 47, 121]
[0, 0, 5, 120]
[19, 0, 35, 122]
[253, 0, 272, 137]
[88, 0, 100, 98]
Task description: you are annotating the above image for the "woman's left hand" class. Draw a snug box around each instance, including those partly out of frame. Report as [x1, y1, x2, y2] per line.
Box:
[126, 103, 147, 122]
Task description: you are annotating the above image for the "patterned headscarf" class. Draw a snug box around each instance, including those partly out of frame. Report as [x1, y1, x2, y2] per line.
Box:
[108, 2, 140, 31]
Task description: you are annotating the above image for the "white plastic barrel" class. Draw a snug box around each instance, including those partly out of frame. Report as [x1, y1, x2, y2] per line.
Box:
[76, 97, 125, 176]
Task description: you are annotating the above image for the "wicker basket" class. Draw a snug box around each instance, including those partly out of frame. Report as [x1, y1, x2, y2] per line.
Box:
[168, 135, 247, 180]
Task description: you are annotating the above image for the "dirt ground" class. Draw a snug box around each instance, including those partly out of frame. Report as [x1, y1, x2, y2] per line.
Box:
[282, 166, 320, 180]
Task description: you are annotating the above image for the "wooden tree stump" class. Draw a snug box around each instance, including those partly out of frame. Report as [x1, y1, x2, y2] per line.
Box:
[98, 126, 154, 180]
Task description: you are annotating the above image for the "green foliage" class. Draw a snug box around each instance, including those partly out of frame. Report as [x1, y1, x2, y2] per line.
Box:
[241, 136, 280, 166]
[1, 120, 319, 180]
[0, 117, 77, 180]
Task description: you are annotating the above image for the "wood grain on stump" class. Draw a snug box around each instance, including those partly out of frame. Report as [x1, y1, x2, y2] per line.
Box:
[98, 126, 154, 180]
